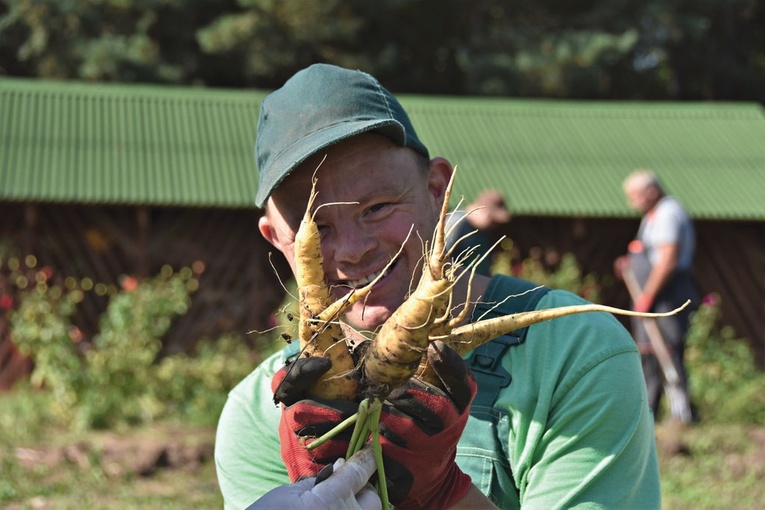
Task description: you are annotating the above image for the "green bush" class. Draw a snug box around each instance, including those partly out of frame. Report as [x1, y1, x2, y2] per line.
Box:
[153, 333, 273, 426]
[491, 239, 602, 302]
[76, 267, 197, 428]
[10, 284, 84, 420]
[685, 294, 765, 425]
[7, 259, 273, 431]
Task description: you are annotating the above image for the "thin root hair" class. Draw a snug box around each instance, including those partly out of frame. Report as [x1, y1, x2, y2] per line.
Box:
[269, 252, 298, 302]
[474, 284, 547, 322]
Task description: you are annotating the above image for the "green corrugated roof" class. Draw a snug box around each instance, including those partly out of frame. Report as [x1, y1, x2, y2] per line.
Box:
[403, 96, 765, 220]
[2, 77, 764, 219]
[1, 78, 266, 208]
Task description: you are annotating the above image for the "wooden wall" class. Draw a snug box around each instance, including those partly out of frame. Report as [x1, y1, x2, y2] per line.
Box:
[502, 216, 765, 367]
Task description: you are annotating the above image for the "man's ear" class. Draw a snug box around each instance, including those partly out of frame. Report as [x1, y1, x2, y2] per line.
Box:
[426, 157, 454, 209]
[258, 213, 283, 251]
[648, 184, 662, 201]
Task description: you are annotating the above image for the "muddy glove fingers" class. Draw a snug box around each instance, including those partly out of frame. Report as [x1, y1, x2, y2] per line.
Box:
[272, 356, 332, 406]
[424, 340, 475, 413]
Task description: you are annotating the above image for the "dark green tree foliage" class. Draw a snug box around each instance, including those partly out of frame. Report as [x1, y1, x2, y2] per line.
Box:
[196, 0, 467, 91]
[456, 0, 642, 97]
[1, 0, 763, 101]
[197, 0, 368, 88]
[636, 0, 765, 101]
[0, 0, 241, 85]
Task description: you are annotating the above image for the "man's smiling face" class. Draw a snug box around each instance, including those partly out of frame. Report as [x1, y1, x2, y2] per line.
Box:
[259, 133, 451, 332]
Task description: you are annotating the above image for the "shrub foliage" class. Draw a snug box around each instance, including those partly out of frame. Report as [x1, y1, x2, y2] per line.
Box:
[684, 294, 765, 425]
[3, 241, 762, 430]
[6, 256, 267, 430]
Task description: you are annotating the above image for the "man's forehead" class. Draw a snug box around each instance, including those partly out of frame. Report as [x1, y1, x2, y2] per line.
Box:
[265, 161, 342, 228]
[271, 135, 405, 194]
[266, 177, 312, 227]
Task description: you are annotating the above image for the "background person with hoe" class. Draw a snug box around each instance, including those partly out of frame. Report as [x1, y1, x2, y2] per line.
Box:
[614, 170, 700, 425]
[215, 63, 660, 509]
[445, 189, 511, 276]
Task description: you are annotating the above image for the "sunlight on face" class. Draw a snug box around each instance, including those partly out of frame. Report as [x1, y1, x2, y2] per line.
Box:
[260, 134, 450, 332]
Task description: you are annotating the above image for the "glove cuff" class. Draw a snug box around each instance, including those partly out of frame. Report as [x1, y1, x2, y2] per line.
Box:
[395, 463, 473, 510]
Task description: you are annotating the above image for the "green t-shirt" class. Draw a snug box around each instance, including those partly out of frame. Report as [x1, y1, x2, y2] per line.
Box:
[214, 276, 660, 509]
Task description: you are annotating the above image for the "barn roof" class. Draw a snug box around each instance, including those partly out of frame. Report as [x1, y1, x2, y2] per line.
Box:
[2, 77, 764, 220]
[1, 78, 266, 209]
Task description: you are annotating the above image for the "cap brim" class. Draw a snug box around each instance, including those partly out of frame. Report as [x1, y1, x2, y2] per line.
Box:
[255, 119, 404, 208]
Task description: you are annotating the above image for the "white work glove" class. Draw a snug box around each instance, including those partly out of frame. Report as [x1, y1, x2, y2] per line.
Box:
[246, 447, 381, 510]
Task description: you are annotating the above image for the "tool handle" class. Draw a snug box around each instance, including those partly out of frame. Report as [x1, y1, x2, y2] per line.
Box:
[622, 267, 680, 385]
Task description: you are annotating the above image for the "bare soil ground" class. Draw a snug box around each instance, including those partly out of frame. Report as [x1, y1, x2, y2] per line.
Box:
[13, 426, 215, 479]
[4, 425, 220, 509]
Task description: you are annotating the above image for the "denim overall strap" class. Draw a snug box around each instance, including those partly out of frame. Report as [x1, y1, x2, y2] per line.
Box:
[457, 276, 551, 507]
[467, 277, 551, 407]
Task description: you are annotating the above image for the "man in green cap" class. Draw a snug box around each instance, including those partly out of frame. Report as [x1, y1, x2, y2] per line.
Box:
[215, 63, 661, 509]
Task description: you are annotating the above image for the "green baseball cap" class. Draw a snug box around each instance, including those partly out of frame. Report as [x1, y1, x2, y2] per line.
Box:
[254, 63, 430, 208]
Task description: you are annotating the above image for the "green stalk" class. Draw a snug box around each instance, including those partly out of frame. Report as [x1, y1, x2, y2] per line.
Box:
[305, 411, 359, 451]
[368, 400, 389, 509]
[302, 397, 390, 508]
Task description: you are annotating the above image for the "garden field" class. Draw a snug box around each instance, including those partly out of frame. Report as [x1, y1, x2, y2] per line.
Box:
[2, 409, 764, 509]
[2, 256, 763, 508]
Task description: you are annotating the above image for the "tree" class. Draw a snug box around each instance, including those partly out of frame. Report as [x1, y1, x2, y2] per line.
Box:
[632, 0, 765, 101]
[196, 0, 467, 92]
[1, 0, 763, 101]
[0, 0, 240, 84]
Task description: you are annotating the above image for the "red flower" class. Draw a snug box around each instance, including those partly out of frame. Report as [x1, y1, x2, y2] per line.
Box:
[68, 326, 84, 343]
[702, 293, 720, 307]
[121, 276, 139, 292]
[0, 294, 13, 309]
[40, 266, 54, 280]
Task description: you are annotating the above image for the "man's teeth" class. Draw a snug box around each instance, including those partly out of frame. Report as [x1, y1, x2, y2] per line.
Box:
[347, 268, 385, 288]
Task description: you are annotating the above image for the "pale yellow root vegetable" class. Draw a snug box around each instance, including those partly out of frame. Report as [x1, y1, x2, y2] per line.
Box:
[360, 167, 463, 398]
[291, 170, 406, 399]
[362, 277, 453, 397]
[291, 176, 358, 399]
[434, 300, 692, 357]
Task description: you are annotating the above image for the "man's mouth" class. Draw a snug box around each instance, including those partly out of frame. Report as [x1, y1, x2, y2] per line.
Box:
[337, 261, 396, 290]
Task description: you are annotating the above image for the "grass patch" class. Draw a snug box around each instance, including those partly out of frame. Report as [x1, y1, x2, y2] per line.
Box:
[657, 422, 765, 509]
[3, 386, 764, 510]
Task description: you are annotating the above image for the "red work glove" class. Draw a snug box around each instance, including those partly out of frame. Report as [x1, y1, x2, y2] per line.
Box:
[633, 293, 654, 313]
[273, 341, 477, 509]
[377, 340, 477, 509]
[271, 357, 358, 482]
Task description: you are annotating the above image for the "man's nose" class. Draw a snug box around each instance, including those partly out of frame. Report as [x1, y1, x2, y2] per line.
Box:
[329, 222, 378, 265]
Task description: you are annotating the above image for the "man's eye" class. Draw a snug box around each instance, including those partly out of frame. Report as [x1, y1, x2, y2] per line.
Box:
[367, 203, 390, 214]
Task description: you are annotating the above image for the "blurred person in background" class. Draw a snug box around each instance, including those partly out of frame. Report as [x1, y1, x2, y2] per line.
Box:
[614, 169, 700, 424]
[445, 189, 511, 275]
